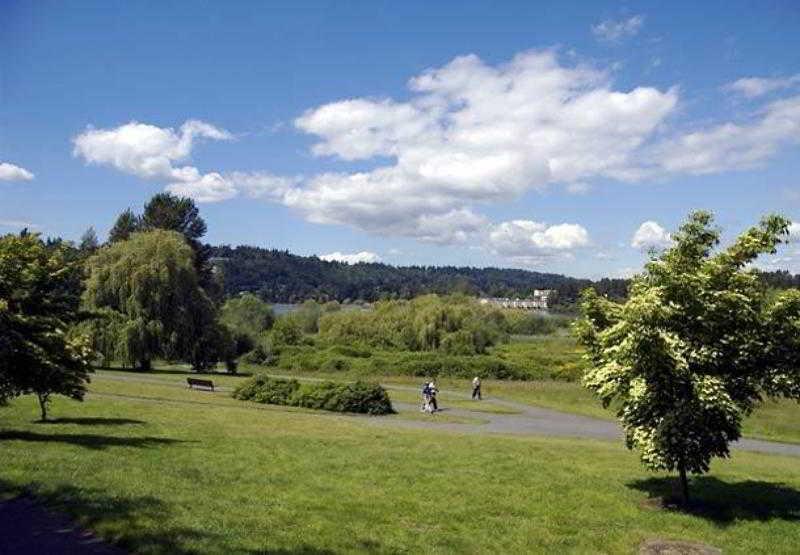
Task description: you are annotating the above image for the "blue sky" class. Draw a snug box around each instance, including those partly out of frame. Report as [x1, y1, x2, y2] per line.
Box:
[2, 0, 799, 278]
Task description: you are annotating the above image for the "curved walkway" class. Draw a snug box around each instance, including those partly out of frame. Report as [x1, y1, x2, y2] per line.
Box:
[92, 371, 800, 457]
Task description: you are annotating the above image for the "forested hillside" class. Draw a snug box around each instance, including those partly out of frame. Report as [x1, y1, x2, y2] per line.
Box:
[209, 245, 629, 304]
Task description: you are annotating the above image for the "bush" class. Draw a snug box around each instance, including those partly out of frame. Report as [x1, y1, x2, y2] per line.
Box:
[233, 375, 394, 415]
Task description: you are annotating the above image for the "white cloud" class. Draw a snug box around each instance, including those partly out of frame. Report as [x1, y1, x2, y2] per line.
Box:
[631, 221, 672, 249]
[788, 222, 800, 242]
[724, 75, 800, 98]
[643, 95, 800, 175]
[73, 120, 235, 201]
[290, 50, 676, 241]
[319, 251, 382, 264]
[0, 162, 34, 181]
[72, 50, 800, 249]
[487, 220, 589, 266]
[592, 15, 644, 42]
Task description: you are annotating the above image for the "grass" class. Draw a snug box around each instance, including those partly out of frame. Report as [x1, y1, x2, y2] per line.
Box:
[1, 374, 799, 553]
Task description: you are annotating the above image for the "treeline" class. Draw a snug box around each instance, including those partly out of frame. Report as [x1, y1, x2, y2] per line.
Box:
[210, 245, 630, 304]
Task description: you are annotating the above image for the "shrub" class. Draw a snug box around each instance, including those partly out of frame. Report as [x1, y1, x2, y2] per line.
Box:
[233, 375, 394, 415]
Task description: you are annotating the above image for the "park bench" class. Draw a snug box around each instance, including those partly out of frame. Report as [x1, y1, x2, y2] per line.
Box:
[187, 377, 215, 391]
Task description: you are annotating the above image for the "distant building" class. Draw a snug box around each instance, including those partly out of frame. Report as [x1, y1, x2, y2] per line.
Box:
[479, 289, 554, 310]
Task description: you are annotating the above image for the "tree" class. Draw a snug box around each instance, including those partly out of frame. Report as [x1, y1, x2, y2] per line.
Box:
[79, 226, 99, 254]
[108, 208, 141, 243]
[220, 293, 275, 355]
[0, 233, 92, 420]
[575, 212, 800, 504]
[83, 230, 219, 371]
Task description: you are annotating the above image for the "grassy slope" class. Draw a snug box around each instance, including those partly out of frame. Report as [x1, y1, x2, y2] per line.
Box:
[2, 377, 800, 554]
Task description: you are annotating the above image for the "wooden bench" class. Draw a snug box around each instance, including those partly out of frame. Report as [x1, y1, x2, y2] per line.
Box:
[187, 377, 215, 391]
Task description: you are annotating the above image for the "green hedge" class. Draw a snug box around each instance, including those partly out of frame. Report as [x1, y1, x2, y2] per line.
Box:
[232, 375, 394, 415]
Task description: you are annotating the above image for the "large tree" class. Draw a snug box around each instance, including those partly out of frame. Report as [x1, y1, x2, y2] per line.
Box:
[0, 233, 92, 420]
[108, 208, 141, 243]
[575, 212, 800, 504]
[111, 193, 221, 300]
[83, 229, 223, 371]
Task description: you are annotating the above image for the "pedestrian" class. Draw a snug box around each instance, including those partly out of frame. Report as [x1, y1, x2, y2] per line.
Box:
[421, 381, 432, 412]
[472, 376, 481, 400]
[428, 381, 438, 412]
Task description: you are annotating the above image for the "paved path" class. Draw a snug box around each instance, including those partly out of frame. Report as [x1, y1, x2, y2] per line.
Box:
[92, 371, 800, 457]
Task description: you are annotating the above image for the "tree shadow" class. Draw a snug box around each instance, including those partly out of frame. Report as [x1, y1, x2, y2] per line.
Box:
[35, 417, 145, 426]
[0, 430, 187, 451]
[0, 479, 217, 555]
[628, 476, 800, 525]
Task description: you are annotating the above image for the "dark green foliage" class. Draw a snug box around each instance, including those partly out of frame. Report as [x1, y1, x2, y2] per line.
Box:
[233, 375, 394, 414]
[269, 345, 529, 380]
[209, 245, 629, 304]
[108, 209, 140, 243]
[271, 316, 305, 348]
[220, 293, 275, 355]
[505, 312, 573, 335]
[0, 232, 93, 420]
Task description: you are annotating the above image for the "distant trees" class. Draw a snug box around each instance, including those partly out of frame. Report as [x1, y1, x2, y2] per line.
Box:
[83, 230, 230, 371]
[0, 233, 92, 420]
[576, 212, 800, 504]
[210, 244, 630, 305]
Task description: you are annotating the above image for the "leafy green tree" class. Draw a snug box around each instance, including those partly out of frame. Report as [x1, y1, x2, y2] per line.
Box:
[108, 208, 141, 243]
[83, 230, 219, 371]
[220, 293, 275, 355]
[0, 233, 92, 420]
[271, 316, 304, 348]
[575, 212, 800, 504]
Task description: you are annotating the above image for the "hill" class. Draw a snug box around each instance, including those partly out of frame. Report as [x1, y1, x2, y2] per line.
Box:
[209, 245, 628, 304]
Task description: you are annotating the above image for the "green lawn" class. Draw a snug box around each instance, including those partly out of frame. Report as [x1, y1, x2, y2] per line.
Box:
[1, 374, 799, 554]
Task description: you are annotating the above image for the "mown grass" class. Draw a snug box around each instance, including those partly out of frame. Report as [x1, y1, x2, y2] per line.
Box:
[1, 376, 799, 554]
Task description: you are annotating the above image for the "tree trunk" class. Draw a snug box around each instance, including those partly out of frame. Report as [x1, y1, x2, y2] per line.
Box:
[37, 393, 48, 422]
[139, 358, 152, 372]
[678, 462, 690, 505]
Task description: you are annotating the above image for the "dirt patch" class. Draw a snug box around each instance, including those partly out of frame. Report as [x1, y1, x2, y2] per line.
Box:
[640, 539, 722, 555]
[0, 495, 126, 554]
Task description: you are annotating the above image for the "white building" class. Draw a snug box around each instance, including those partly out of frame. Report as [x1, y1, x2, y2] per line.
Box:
[479, 289, 555, 310]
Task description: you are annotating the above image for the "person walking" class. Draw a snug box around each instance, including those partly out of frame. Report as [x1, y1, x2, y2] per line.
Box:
[472, 376, 482, 400]
[421, 382, 432, 413]
[428, 381, 439, 412]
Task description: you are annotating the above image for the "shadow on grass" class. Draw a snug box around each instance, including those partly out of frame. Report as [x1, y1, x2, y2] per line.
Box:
[628, 476, 800, 525]
[0, 479, 217, 555]
[0, 430, 187, 450]
[35, 417, 145, 426]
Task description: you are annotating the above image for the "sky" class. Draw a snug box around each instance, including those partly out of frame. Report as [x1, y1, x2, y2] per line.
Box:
[2, 0, 800, 278]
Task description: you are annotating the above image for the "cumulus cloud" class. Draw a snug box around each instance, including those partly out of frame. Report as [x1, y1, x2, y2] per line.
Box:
[0, 162, 34, 181]
[319, 251, 381, 264]
[642, 95, 800, 175]
[631, 221, 672, 249]
[73, 120, 236, 201]
[72, 50, 800, 251]
[724, 75, 800, 98]
[591, 15, 644, 42]
[290, 50, 676, 241]
[487, 220, 589, 266]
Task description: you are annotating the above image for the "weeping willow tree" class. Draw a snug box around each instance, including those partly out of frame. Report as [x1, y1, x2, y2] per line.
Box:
[83, 230, 231, 371]
[576, 212, 800, 504]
